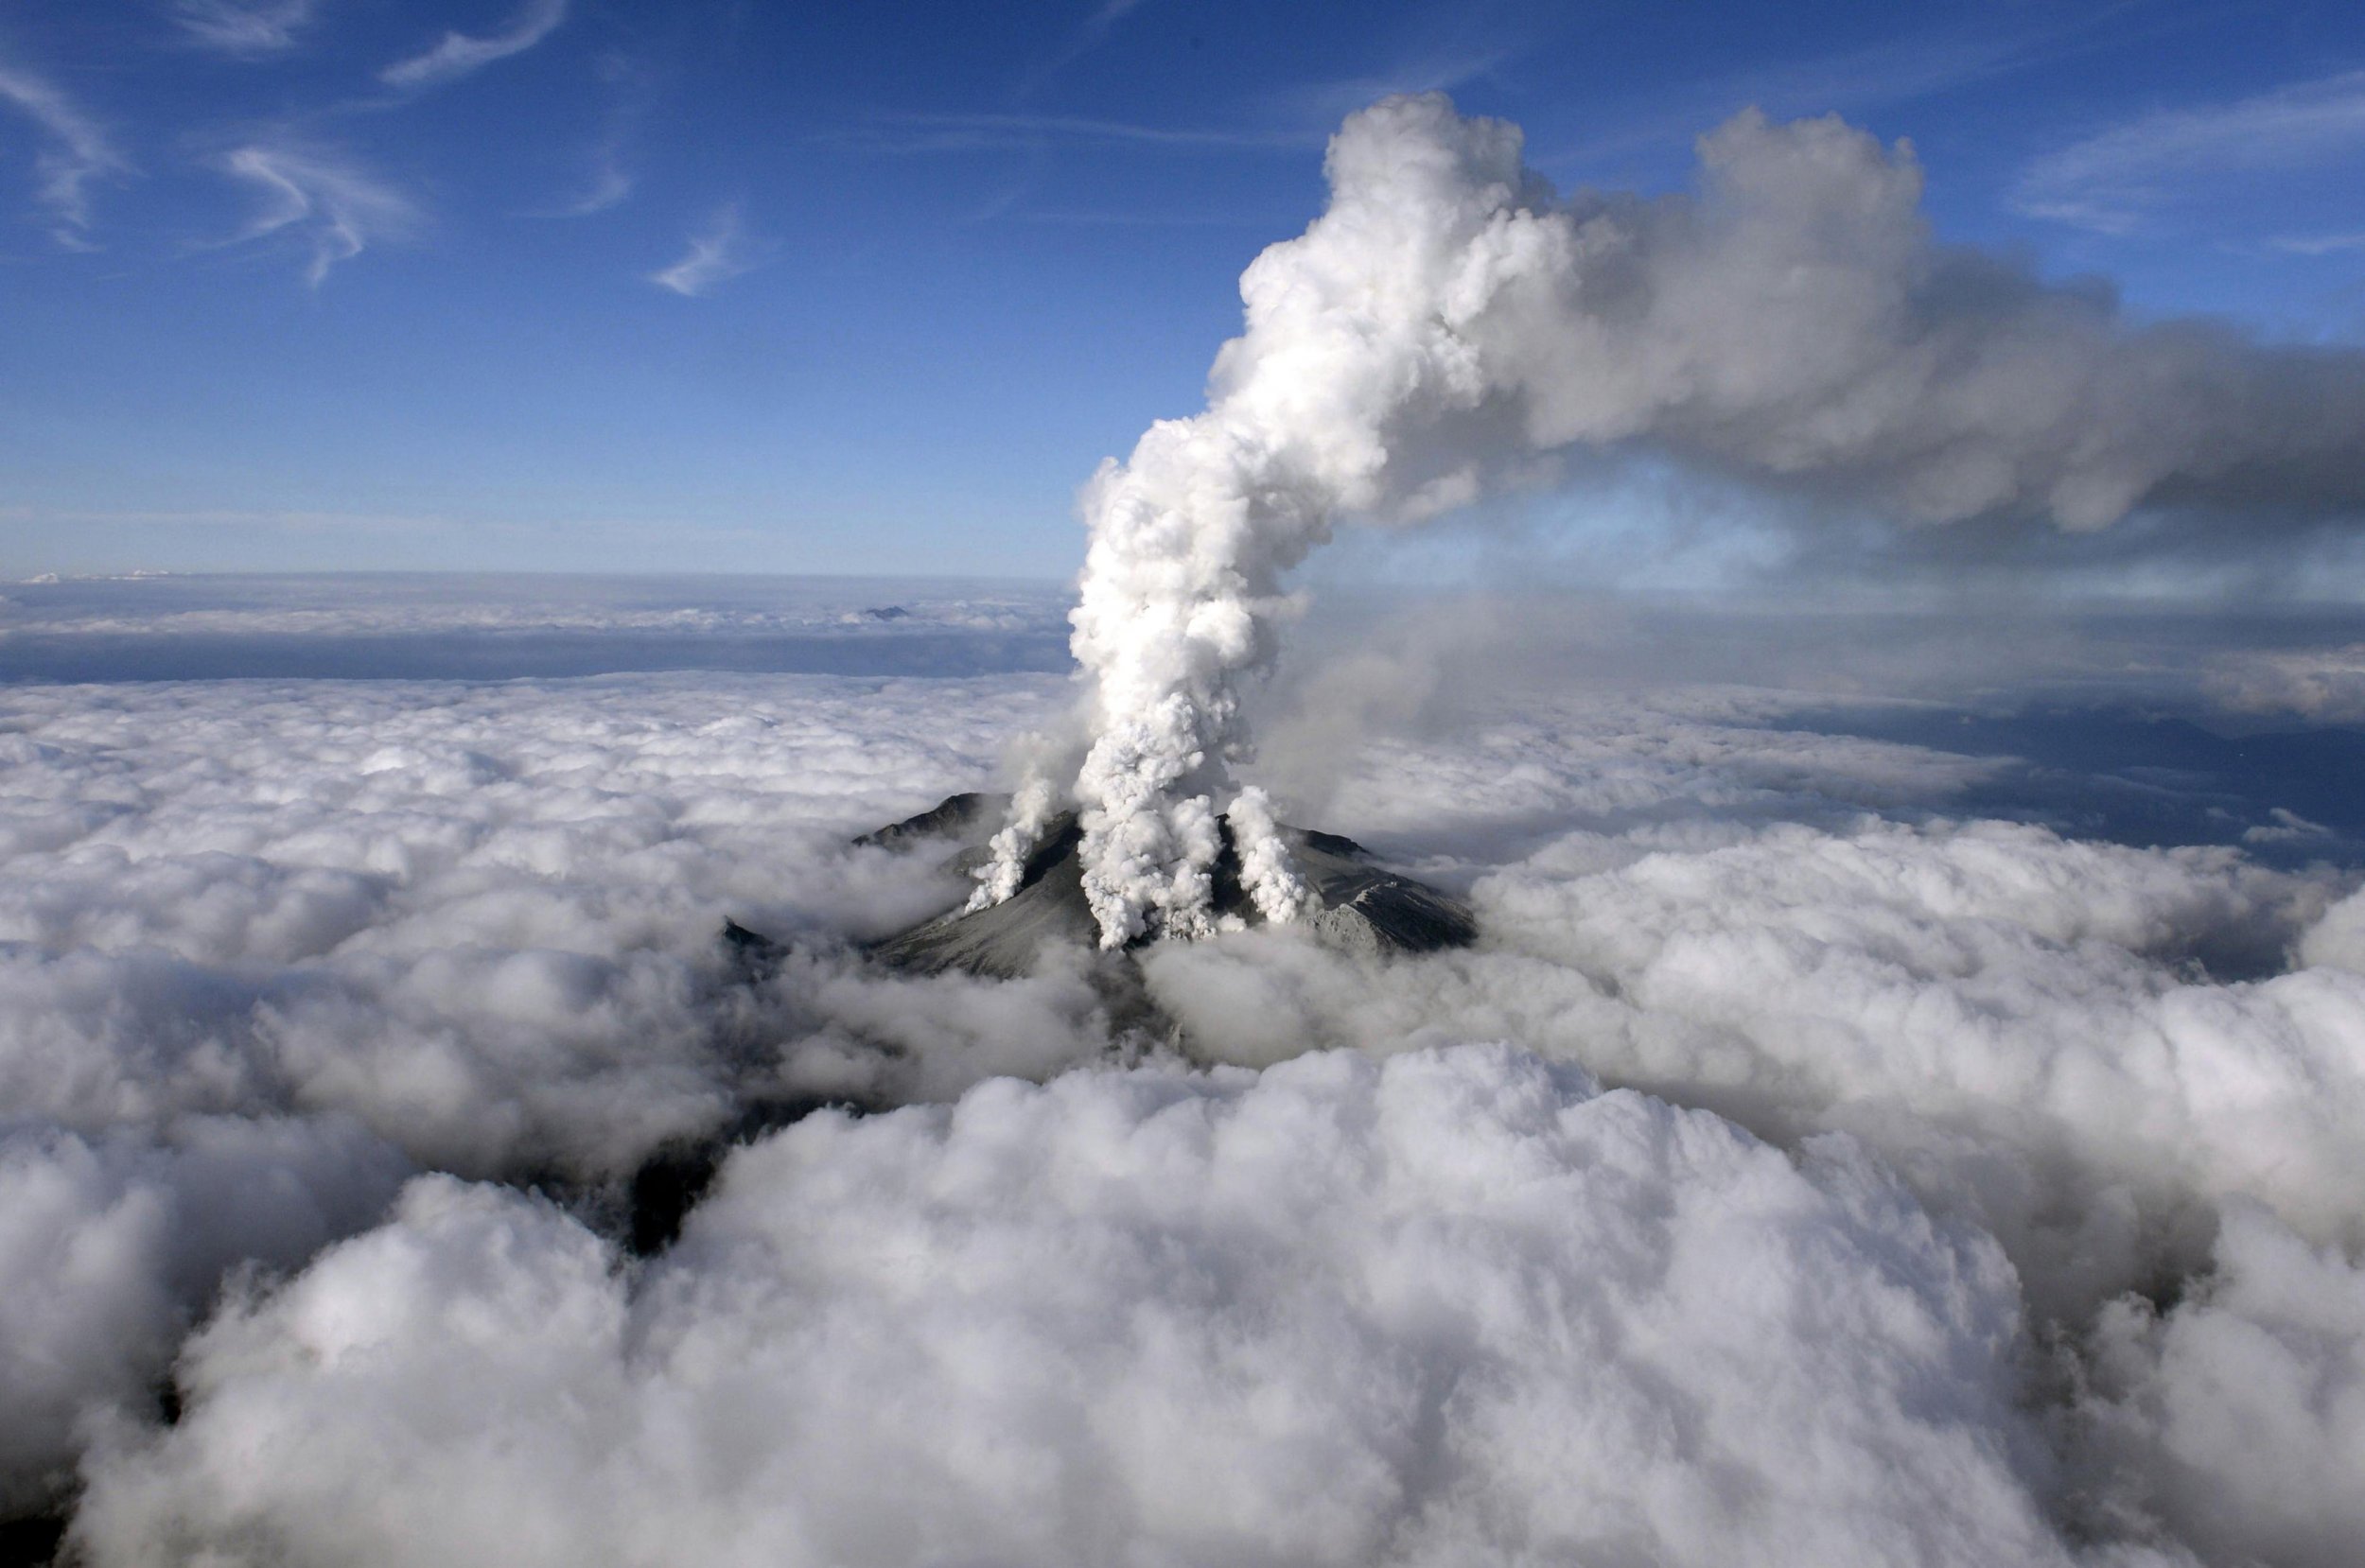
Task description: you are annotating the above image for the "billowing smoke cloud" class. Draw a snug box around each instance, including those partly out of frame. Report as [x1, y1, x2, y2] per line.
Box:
[72, 1046, 2122, 1568]
[1003, 94, 2365, 948]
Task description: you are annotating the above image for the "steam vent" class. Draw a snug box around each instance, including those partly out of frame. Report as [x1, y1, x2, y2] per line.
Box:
[857, 793, 1477, 979]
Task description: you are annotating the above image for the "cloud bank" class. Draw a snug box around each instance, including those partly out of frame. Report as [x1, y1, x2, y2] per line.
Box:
[3, 606, 2363, 1568]
[2077, 1202, 2365, 1568]
[0, 662, 1112, 1516]
[73, 1047, 2095, 1568]
[0, 671, 1080, 1183]
[0, 1115, 407, 1516]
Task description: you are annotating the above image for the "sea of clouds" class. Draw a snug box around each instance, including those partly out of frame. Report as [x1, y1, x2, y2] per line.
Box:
[4, 574, 2363, 1566]
[0, 574, 1075, 683]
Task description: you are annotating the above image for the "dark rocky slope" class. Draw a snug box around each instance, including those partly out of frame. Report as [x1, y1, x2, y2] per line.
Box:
[859, 793, 1477, 979]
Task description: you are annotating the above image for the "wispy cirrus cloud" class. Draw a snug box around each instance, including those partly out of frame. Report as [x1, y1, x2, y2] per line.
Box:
[1267, 46, 1515, 131]
[2014, 69, 2365, 234]
[0, 60, 129, 247]
[212, 142, 420, 285]
[172, 0, 323, 58]
[851, 111, 1310, 155]
[1017, 0, 1155, 98]
[1539, 21, 2063, 173]
[2269, 230, 2365, 256]
[529, 55, 649, 218]
[380, 0, 568, 91]
[0, 504, 452, 533]
[545, 154, 632, 217]
[1078, 0, 1151, 44]
[649, 202, 759, 297]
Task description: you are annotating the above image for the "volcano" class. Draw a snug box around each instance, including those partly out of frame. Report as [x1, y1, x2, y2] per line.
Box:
[855, 793, 1477, 979]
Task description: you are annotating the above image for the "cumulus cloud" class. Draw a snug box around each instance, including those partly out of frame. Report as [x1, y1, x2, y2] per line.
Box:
[2076, 1203, 2365, 1568]
[380, 0, 569, 91]
[1146, 777, 2361, 1315]
[2295, 882, 2365, 971]
[171, 0, 322, 57]
[0, 657, 1154, 1511]
[0, 59, 128, 246]
[212, 141, 420, 285]
[649, 202, 759, 297]
[0, 1115, 407, 1515]
[0, 671, 1085, 1184]
[73, 1046, 2126, 1568]
[2205, 642, 2365, 724]
[980, 93, 2365, 950]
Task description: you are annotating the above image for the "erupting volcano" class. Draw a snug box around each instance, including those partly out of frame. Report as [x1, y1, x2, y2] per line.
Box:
[862, 792, 1476, 981]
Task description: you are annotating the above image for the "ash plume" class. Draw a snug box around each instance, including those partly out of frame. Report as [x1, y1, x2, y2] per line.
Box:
[983, 93, 2365, 948]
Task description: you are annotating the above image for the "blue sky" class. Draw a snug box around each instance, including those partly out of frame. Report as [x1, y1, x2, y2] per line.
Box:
[2, 0, 2362, 579]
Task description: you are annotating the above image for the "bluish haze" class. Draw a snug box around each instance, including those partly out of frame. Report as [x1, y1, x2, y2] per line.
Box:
[3, 0, 2362, 576]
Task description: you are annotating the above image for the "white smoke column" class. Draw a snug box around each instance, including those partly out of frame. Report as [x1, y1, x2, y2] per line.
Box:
[960, 774, 1060, 913]
[1050, 96, 1540, 946]
[986, 93, 2365, 948]
[1227, 784, 1310, 925]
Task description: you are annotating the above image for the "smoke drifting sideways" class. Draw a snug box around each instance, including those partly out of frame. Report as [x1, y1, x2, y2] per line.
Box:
[991, 93, 2365, 950]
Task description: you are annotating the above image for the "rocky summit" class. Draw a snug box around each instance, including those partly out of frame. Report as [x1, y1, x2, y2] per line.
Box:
[857, 793, 1477, 980]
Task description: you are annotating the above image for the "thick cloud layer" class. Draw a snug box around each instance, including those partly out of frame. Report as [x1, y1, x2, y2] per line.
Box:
[73, 1046, 2124, 1568]
[0, 665, 1130, 1516]
[0, 671, 1083, 1180]
[1144, 677, 2364, 1317]
[2078, 1204, 2365, 1568]
[2207, 642, 2365, 724]
[1001, 94, 2365, 947]
[8, 591, 2365, 1562]
[0, 574, 1073, 683]
[0, 1116, 408, 1515]
[0, 574, 1068, 642]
